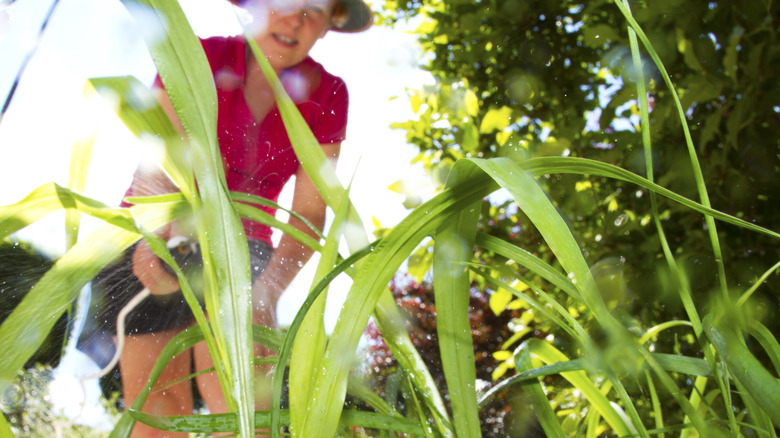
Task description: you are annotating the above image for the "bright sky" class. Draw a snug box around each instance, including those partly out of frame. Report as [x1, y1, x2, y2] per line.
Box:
[0, 0, 433, 428]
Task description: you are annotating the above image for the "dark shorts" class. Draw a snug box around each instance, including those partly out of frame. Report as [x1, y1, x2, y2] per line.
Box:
[76, 239, 272, 367]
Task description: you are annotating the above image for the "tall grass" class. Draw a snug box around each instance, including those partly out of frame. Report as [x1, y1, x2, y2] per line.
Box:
[1, 1, 778, 437]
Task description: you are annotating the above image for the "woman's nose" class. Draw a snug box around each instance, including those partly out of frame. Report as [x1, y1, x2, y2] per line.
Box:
[279, 7, 306, 26]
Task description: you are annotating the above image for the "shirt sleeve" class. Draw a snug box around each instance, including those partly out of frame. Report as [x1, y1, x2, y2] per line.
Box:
[313, 77, 349, 145]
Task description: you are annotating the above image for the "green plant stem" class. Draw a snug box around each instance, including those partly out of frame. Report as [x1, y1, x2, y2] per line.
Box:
[617, 1, 739, 433]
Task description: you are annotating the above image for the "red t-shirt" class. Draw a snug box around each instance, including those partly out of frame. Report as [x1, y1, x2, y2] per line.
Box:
[124, 36, 349, 245]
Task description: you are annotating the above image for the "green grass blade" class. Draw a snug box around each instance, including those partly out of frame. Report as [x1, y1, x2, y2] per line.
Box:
[651, 354, 712, 378]
[614, 0, 729, 302]
[303, 174, 496, 437]
[617, 3, 738, 430]
[475, 232, 583, 302]
[480, 352, 713, 405]
[88, 76, 194, 196]
[519, 338, 633, 436]
[289, 184, 351, 433]
[0, 199, 183, 395]
[0, 183, 137, 238]
[746, 320, 780, 375]
[514, 347, 567, 438]
[737, 261, 780, 308]
[432, 183, 481, 436]
[110, 325, 206, 438]
[704, 316, 780, 427]
[233, 202, 322, 252]
[270, 243, 377, 436]
[639, 321, 694, 345]
[479, 358, 596, 406]
[66, 85, 97, 249]
[732, 378, 777, 438]
[346, 376, 403, 419]
[470, 157, 652, 435]
[679, 376, 708, 438]
[244, 31, 453, 436]
[231, 191, 325, 240]
[469, 158, 611, 320]
[645, 371, 664, 438]
[128, 409, 424, 435]
[122, 2, 255, 432]
[0, 412, 12, 438]
[520, 157, 778, 240]
[471, 265, 585, 344]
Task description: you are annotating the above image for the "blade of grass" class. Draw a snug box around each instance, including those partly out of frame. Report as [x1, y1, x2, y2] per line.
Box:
[244, 31, 453, 437]
[618, 2, 738, 431]
[110, 325, 206, 437]
[0, 198, 185, 395]
[704, 316, 780, 427]
[471, 158, 656, 437]
[233, 202, 322, 253]
[679, 376, 708, 438]
[514, 347, 567, 438]
[346, 376, 403, 419]
[519, 157, 778, 240]
[128, 409, 424, 435]
[0, 412, 12, 438]
[0, 183, 138, 238]
[289, 183, 351, 433]
[122, 2, 255, 433]
[731, 378, 777, 438]
[270, 242, 378, 437]
[475, 232, 583, 302]
[293, 172, 495, 437]
[66, 82, 98, 249]
[518, 338, 633, 436]
[88, 76, 194, 196]
[470, 265, 585, 344]
[736, 261, 780, 308]
[746, 320, 780, 375]
[478, 358, 596, 406]
[645, 371, 664, 438]
[639, 321, 694, 345]
[432, 162, 482, 437]
[614, 0, 729, 303]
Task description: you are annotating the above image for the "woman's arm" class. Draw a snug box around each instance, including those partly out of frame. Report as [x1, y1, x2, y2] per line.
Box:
[130, 87, 185, 295]
[251, 142, 342, 328]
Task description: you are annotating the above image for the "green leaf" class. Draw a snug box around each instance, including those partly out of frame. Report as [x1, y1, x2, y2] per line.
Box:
[704, 316, 780, 428]
[464, 88, 480, 117]
[128, 408, 424, 435]
[518, 339, 634, 436]
[432, 162, 481, 437]
[461, 120, 479, 152]
[489, 287, 513, 315]
[289, 183, 351, 433]
[121, 0, 254, 434]
[479, 106, 512, 133]
[0, 199, 184, 396]
[514, 347, 567, 438]
[245, 32, 453, 437]
[67, 85, 97, 249]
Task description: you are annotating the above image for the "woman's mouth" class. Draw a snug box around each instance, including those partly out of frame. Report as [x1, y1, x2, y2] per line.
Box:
[272, 33, 298, 46]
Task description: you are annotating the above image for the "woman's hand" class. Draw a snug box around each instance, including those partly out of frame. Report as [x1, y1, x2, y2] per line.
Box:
[252, 278, 281, 329]
[132, 236, 180, 295]
[249, 142, 341, 328]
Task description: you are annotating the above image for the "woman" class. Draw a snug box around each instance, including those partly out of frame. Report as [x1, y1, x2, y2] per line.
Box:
[84, 1, 372, 436]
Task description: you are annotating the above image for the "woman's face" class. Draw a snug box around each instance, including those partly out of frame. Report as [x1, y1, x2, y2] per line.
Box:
[249, 0, 336, 71]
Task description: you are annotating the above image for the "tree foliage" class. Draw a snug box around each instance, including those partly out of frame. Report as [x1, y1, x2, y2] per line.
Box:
[382, 0, 778, 330]
[379, 0, 779, 433]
